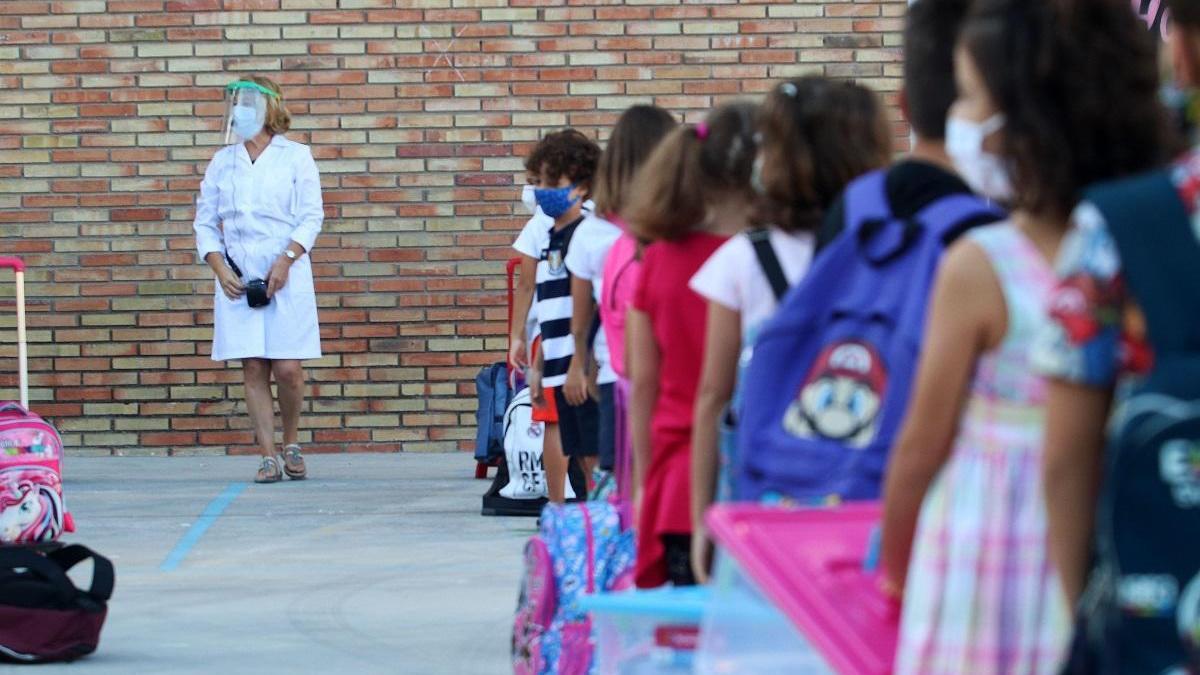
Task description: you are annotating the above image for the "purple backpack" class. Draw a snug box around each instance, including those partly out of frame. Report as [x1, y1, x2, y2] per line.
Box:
[512, 502, 635, 675]
[736, 169, 1002, 503]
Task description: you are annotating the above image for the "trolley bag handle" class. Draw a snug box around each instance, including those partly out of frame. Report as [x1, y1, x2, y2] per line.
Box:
[0, 257, 28, 409]
[506, 257, 521, 374]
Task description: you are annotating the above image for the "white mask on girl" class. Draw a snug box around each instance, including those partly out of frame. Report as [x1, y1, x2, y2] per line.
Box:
[945, 113, 1012, 202]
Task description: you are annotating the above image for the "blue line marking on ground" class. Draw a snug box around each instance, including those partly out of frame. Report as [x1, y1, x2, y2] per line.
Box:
[160, 482, 247, 573]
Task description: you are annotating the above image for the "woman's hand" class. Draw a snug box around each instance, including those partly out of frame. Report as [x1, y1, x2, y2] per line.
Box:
[266, 255, 292, 298]
[216, 264, 245, 301]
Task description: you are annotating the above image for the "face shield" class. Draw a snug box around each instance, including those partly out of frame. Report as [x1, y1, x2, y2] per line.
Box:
[221, 81, 277, 145]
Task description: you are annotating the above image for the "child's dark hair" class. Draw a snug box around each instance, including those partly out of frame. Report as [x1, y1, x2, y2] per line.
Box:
[961, 0, 1170, 221]
[904, 0, 971, 140]
[1169, 0, 1200, 26]
[524, 129, 602, 194]
[624, 101, 758, 242]
[758, 77, 892, 232]
[592, 105, 678, 217]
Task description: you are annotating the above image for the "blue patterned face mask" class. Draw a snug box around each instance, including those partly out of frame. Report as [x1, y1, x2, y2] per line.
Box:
[534, 184, 579, 219]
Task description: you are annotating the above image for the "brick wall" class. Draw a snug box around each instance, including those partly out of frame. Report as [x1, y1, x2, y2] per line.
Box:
[0, 0, 905, 456]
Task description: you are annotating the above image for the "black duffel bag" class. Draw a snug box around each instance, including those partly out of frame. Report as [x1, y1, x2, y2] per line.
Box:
[0, 544, 113, 663]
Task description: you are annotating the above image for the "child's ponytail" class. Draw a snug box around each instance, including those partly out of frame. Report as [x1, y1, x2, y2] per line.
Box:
[624, 101, 759, 243]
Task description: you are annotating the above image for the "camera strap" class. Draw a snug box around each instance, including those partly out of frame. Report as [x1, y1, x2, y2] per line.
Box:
[224, 252, 244, 279]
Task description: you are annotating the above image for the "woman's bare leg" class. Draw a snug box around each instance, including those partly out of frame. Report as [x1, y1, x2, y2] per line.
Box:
[242, 358, 276, 458]
[271, 359, 305, 447]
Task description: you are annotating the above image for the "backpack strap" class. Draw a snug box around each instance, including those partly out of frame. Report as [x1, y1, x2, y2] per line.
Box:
[1088, 169, 1200, 355]
[911, 193, 1005, 245]
[581, 505, 595, 594]
[746, 228, 788, 301]
[858, 192, 1003, 266]
[841, 169, 891, 239]
[47, 544, 114, 602]
[0, 547, 77, 605]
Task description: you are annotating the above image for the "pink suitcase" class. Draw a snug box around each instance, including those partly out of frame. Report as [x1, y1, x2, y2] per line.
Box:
[0, 257, 73, 545]
[705, 502, 899, 675]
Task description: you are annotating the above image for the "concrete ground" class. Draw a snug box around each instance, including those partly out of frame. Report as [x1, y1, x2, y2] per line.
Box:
[36, 453, 533, 675]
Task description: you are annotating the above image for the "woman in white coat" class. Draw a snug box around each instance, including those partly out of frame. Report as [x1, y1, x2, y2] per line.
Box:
[193, 75, 323, 483]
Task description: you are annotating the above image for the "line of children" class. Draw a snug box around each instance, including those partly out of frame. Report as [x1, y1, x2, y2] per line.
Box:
[506, 0, 1196, 670]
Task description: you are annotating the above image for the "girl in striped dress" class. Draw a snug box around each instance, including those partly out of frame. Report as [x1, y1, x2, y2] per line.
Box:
[878, 0, 1169, 672]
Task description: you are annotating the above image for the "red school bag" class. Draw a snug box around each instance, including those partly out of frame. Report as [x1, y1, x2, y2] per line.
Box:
[0, 258, 73, 545]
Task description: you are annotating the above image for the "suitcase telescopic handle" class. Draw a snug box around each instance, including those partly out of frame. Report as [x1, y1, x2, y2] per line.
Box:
[0, 257, 28, 409]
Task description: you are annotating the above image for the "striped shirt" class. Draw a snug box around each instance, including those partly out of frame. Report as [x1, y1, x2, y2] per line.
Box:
[514, 215, 585, 388]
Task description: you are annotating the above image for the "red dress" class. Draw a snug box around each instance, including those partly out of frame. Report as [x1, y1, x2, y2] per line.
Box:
[631, 231, 726, 587]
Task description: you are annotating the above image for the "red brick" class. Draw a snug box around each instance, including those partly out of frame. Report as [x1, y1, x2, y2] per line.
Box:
[0, 1, 907, 455]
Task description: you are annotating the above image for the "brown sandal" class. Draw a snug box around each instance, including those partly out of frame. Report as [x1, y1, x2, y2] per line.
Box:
[282, 444, 307, 480]
[254, 456, 283, 484]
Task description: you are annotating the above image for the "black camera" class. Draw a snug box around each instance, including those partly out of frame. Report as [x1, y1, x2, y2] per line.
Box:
[245, 278, 270, 308]
[225, 254, 271, 309]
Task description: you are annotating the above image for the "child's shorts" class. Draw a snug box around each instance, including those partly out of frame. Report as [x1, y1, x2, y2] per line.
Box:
[532, 385, 559, 424]
[554, 387, 599, 458]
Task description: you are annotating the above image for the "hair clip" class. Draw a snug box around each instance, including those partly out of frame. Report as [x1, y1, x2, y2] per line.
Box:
[694, 122, 710, 140]
[780, 82, 798, 98]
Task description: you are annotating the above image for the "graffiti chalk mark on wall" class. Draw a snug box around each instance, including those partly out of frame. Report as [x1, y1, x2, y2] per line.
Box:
[1134, 0, 1170, 39]
[419, 24, 472, 83]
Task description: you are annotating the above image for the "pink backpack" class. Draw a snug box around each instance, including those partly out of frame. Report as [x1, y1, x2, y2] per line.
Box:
[512, 503, 636, 675]
[0, 405, 72, 546]
[0, 258, 73, 545]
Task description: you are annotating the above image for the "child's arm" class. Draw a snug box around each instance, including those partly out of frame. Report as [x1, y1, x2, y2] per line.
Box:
[1043, 381, 1110, 605]
[509, 254, 538, 369]
[880, 240, 1004, 594]
[690, 301, 741, 583]
[564, 276, 596, 406]
[628, 308, 659, 507]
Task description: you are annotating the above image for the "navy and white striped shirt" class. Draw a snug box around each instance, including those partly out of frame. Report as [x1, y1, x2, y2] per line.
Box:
[532, 216, 584, 387]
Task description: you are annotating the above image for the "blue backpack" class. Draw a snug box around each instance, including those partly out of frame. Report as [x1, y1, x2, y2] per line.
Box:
[736, 169, 1003, 502]
[512, 502, 635, 674]
[474, 362, 512, 463]
[1062, 170, 1200, 674]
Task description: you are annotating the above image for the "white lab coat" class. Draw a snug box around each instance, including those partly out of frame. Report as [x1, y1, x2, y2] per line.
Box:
[193, 135, 324, 362]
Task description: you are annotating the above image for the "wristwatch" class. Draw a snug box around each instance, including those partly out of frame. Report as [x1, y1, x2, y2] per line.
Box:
[283, 249, 297, 262]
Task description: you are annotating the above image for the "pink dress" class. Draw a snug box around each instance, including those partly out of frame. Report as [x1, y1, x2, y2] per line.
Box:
[896, 223, 1070, 674]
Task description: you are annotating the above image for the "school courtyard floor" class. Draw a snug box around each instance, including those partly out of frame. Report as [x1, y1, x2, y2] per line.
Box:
[40, 454, 527, 674]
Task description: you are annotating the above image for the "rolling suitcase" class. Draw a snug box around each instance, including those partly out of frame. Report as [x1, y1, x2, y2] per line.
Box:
[0, 257, 74, 545]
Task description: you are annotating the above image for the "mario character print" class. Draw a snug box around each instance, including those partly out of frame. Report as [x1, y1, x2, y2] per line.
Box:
[782, 341, 887, 449]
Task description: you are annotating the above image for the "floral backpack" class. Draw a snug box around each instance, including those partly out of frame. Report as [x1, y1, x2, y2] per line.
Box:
[512, 502, 635, 674]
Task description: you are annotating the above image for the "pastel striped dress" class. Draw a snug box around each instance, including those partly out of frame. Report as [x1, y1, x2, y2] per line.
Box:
[895, 223, 1071, 675]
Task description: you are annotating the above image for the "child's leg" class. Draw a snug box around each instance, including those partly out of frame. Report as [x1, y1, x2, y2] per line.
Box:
[555, 387, 600, 490]
[543, 422, 568, 504]
[597, 383, 616, 473]
[661, 534, 697, 587]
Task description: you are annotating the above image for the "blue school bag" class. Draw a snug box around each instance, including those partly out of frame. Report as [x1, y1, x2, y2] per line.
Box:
[736, 169, 1003, 502]
[512, 502, 635, 674]
[474, 362, 512, 463]
[1062, 170, 1200, 674]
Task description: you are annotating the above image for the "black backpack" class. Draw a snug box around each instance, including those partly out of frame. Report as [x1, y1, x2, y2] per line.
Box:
[0, 544, 114, 663]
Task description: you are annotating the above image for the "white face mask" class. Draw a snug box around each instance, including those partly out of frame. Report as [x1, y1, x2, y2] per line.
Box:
[521, 184, 538, 214]
[945, 113, 1012, 202]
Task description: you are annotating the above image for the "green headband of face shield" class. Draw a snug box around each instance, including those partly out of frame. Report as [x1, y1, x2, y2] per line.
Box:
[225, 81, 280, 99]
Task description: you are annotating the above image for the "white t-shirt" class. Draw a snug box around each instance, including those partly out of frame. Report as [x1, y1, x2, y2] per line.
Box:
[565, 214, 621, 386]
[689, 228, 815, 340]
[564, 213, 621, 282]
